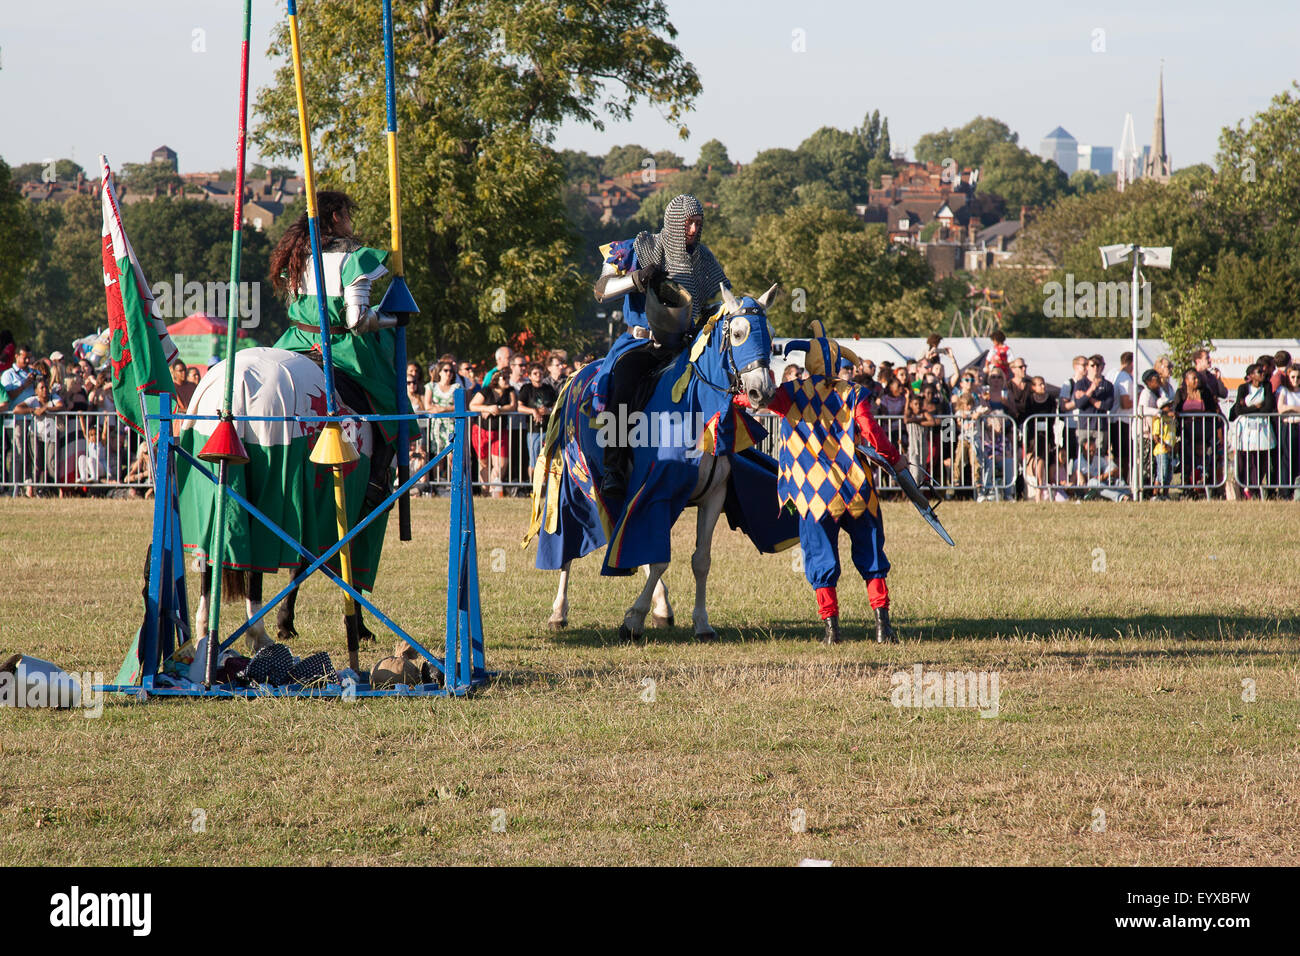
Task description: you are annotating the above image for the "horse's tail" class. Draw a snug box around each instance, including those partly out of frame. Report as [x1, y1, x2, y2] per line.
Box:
[221, 568, 249, 603]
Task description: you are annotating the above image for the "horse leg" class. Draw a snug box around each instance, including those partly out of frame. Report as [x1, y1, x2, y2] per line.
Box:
[194, 564, 211, 646]
[275, 560, 305, 643]
[621, 561, 667, 644]
[548, 560, 571, 631]
[649, 568, 674, 628]
[243, 571, 272, 654]
[690, 461, 731, 642]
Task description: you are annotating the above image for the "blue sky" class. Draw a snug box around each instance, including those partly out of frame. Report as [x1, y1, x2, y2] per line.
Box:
[2, 0, 1294, 175]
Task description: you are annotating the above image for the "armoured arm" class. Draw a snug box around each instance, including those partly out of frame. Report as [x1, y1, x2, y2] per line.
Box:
[343, 275, 404, 332]
[593, 260, 660, 302]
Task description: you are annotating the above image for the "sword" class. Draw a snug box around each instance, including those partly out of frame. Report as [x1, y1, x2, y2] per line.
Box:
[856, 443, 955, 547]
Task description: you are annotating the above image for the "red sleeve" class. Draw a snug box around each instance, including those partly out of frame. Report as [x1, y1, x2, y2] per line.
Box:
[766, 383, 794, 418]
[855, 395, 902, 467]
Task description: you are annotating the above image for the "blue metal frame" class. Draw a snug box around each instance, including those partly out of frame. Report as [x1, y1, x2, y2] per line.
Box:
[102, 389, 490, 700]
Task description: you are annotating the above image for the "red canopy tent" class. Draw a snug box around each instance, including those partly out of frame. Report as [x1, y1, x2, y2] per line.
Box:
[166, 313, 259, 376]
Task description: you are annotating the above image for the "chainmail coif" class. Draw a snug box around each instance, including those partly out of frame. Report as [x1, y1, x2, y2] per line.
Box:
[633, 194, 729, 323]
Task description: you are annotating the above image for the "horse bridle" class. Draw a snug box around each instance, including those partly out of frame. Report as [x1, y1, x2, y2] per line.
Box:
[690, 305, 768, 396]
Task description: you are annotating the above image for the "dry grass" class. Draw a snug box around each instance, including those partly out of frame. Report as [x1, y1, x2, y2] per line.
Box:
[0, 496, 1297, 866]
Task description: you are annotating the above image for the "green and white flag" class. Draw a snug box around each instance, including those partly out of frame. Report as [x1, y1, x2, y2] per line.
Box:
[100, 154, 177, 439]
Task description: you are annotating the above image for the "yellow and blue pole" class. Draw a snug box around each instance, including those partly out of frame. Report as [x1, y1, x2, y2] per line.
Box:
[378, 0, 420, 541]
[197, 0, 253, 686]
[286, 0, 362, 663]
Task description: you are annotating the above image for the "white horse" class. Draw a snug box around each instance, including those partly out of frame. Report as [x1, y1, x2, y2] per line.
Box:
[532, 286, 790, 642]
[178, 347, 385, 670]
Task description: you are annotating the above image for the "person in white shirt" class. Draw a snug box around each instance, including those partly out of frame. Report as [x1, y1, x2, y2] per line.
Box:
[1111, 351, 1135, 479]
[1274, 363, 1300, 499]
[1073, 434, 1131, 501]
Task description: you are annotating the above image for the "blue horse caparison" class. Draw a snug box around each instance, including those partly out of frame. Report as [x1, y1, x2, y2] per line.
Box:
[528, 285, 799, 641]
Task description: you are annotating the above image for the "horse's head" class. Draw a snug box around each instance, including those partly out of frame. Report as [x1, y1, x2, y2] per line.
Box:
[717, 283, 780, 407]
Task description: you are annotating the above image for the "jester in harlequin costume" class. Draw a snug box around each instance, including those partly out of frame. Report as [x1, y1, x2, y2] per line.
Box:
[269, 191, 405, 510]
[591, 194, 730, 510]
[766, 321, 917, 645]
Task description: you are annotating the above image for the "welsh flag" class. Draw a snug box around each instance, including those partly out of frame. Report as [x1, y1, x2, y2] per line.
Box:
[100, 154, 178, 439]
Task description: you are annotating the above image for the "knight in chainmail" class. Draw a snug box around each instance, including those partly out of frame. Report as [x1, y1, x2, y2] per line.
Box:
[631, 194, 729, 327]
[591, 194, 732, 507]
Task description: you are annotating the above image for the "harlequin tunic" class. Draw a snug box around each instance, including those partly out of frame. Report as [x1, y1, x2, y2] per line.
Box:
[767, 377, 902, 522]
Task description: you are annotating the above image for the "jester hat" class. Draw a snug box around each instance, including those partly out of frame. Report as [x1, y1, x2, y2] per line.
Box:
[784, 319, 860, 378]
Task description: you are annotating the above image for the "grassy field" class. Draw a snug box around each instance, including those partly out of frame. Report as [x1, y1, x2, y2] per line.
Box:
[1, 496, 1297, 866]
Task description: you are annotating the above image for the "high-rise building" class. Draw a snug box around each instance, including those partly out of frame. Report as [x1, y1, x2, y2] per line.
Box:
[1038, 126, 1078, 175]
[1117, 113, 1139, 192]
[1077, 145, 1113, 176]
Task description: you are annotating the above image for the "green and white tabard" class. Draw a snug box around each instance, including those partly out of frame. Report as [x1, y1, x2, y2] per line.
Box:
[273, 242, 398, 441]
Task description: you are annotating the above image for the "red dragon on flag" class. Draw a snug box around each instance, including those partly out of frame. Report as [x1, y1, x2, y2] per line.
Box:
[99, 153, 178, 439]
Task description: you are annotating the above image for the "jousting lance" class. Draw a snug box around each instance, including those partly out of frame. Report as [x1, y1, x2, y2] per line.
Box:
[377, 0, 420, 542]
[196, 0, 254, 687]
[286, 0, 366, 669]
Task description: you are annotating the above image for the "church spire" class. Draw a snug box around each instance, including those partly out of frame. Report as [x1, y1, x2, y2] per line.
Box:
[1143, 63, 1171, 183]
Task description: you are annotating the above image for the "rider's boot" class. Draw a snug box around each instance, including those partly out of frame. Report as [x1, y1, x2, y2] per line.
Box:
[875, 607, 897, 644]
[600, 438, 630, 513]
[823, 615, 842, 645]
[815, 586, 839, 644]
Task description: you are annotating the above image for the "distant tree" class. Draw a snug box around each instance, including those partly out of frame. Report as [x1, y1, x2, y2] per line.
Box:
[915, 116, 1018, 168]
[1212, 82, 1300, 248]
[602, 144, 653, 179]
[716, 204, 932, 337]
[977, 142, 1069, 210]
[717, 148, 817, 238]
[0, 159, 40, 341]
[797, 126, 871, 204]
[652, 149, 685, 170]
[878, 117, 891, 160]
[695, 138, 734, 174]
[857, 109, 883, 157]
[794, 181, 852, 213]
[8, 158, 85, 184]
[557, 148, 603, 187]
[120, 161, 183, 196]
[14, 194, 101, 354]
[1068, 169, 1109, 196]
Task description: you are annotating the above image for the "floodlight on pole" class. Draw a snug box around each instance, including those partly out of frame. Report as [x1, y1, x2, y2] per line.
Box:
[1100, 242, 1173, 498]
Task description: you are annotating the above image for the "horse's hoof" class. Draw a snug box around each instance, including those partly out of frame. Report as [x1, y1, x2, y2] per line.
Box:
[618, 624, 641, 644]
[276, 625, 298, 643]
[547, 619, 567, 632]
[695, 630, 719, 643]
[652, 614, 674, 629]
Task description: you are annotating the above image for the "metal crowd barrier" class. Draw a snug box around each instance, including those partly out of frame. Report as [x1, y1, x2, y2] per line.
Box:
[0, 410, 150, 494]
[1226, 409, 1300, 497]
[1020, 410, 1229, 499]
[754, 411, 1020, 499]
[11, 406, 1298, 502]
[408, 410, 548, 495]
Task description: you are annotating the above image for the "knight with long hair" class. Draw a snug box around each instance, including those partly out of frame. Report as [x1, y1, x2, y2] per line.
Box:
[269, 190, 404, 506]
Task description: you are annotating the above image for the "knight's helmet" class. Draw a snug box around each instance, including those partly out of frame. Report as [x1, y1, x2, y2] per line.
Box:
[785, 319, 860, 379]
[645, 277, 693, 349]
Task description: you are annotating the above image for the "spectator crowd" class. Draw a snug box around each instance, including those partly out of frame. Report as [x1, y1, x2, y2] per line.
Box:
[5, 325, 1299, 503]
[775, 333, 1300, 502]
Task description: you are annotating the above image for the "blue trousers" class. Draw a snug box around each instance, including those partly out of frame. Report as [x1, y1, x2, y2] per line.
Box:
[799, 508, 889, 589]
